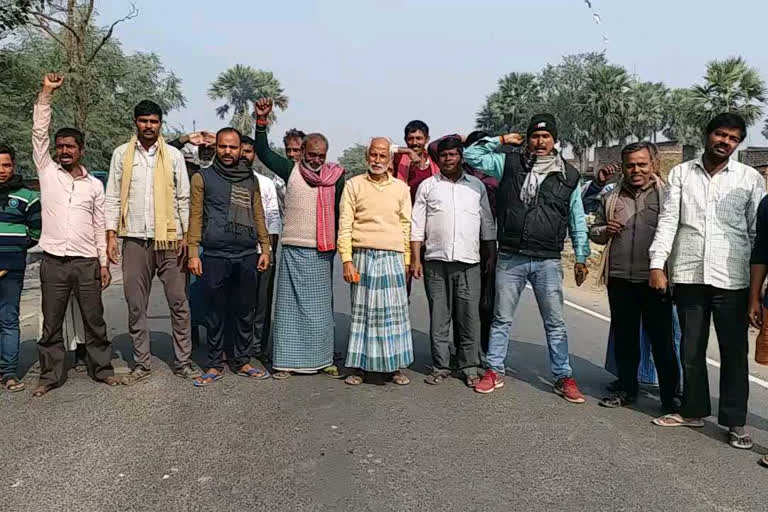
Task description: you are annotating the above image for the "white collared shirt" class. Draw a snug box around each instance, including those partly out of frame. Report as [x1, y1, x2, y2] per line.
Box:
[649, 157, 766, 289]
[411, 172, 496, 264]
[255, 172, 281, 236]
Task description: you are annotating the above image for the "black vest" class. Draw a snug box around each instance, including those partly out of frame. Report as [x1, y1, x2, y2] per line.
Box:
[200, 167, 260, 258]
[496, 153, 581, 259]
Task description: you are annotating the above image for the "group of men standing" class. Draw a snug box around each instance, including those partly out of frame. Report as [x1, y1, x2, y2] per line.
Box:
[1, 72, 768, 467]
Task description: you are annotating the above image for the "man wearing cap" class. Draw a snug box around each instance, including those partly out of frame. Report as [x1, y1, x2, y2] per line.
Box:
[463, 114, 590, 403]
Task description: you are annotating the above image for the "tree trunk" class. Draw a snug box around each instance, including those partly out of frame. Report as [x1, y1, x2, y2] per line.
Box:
[64, 0, 90, 132]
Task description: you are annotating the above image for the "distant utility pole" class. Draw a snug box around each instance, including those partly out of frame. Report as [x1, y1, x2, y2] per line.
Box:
[193, 120, 196, 132]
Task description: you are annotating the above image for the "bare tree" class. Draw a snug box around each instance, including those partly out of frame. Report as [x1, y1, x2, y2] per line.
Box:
[18, 0, 138, 130]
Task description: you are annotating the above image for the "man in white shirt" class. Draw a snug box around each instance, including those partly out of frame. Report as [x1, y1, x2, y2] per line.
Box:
[649, 113, 765, 450]
[241, 135, 281, 365]
[411, 137, 496, 387]
[105, 100, 198, 384]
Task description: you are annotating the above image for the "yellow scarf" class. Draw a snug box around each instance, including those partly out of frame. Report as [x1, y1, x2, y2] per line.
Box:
[119, 135, 177, 250]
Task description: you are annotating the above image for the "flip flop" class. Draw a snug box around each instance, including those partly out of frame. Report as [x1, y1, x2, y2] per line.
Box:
[424, 373, 446, 385]
[391, 372, 410, 386]
[345, 375, 363, 385]
[4, 379, 25, 392]
[322, 365, 345, 379]
[759, 455, 768, 468]
[652, 414, 704, 428]
[193, 372, 223, 387]
[729, 431, 753, 450]
[237, 367, 269, 380]
[272, 371, 292, 380]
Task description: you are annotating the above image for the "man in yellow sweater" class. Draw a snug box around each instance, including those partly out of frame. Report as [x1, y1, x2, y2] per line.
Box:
[338, 138, 413, 386]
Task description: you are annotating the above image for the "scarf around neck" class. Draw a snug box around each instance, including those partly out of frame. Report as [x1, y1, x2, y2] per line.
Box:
[519, 150, 565, 207]
[212, 157, 258, 236]
[0, 175, 23, 209]
[297, 160, 344, 252]
[120, 135, 177, 250]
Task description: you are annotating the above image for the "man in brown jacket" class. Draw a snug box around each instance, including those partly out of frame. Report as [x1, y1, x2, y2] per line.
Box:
[589, 141, 679, 411]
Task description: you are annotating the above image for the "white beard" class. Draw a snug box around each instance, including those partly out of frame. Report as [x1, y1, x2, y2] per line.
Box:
[368, 163, 388, 175]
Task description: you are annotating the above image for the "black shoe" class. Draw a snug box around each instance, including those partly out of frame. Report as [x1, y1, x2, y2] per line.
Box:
[599, 391, 635, 408]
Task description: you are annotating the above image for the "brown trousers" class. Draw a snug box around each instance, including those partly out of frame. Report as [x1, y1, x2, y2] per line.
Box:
[122, 238, 191, 370]
[38, 253, 113, 387]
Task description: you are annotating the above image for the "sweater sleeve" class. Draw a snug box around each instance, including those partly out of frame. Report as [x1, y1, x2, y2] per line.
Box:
[463, 137, 506, 179]
[25, 191, 42, 247]
[251, 186, 271, 254]
[568, 187, 590, 264]
[187, 173, 204, 255]
[399, 185, 412, 265]
[254, 127, 294, 182]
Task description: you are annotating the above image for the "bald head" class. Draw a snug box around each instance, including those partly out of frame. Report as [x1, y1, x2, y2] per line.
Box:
[367, 137, 392, 176]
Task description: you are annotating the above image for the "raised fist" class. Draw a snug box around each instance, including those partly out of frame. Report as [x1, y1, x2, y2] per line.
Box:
[255, 98, 273, 118]
[43, 73, 64, 92]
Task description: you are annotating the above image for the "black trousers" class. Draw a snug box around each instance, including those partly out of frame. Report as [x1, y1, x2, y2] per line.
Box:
[201, 254, 260, 372]
[251, 255, 276, 362]
[607, 278, 679, 406]
[673, 284, 749, 427]
[38, 254, 113, 387]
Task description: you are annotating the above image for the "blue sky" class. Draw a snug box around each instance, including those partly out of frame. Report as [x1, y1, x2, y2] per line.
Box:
[98, 0, 768, 158]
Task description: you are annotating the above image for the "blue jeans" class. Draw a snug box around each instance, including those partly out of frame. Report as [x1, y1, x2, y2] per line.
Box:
[0, 270, 24, 380]
[487, 253, 572, 380]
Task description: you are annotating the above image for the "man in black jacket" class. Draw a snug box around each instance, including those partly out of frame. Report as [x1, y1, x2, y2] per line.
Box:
[464, 114, 590, 403]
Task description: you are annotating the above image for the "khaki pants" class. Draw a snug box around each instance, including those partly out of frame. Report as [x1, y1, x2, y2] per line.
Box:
[122, 238, 191, 370]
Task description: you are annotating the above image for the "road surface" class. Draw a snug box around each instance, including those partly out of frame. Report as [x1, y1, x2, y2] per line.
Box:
[1, 264, 767, 512]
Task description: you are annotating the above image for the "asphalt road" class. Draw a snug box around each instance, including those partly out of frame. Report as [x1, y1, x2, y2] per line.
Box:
[1, 264, 767, 512]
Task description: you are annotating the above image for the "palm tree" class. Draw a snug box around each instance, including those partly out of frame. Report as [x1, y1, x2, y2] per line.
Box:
[208, 65, 289, 135]
[628, 82, 667, 142]
[476, 72, 542, 134]
[540, 53, 606, 172]
[687, 56, 766, 131]
[663, 88, 701, 147]
[583, 64, 633, 147]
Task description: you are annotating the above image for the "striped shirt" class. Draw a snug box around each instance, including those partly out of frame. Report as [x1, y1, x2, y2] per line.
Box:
[105, 141, 190, 239]
[0, 187, 42, 270]
[649, 157, 766, 290]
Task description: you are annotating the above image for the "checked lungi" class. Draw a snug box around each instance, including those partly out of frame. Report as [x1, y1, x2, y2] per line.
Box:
[272, 246, 335, 372]
[345, 249, 413, 373]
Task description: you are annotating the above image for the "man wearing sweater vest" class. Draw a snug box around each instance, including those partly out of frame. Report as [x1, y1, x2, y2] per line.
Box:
[464, 114, 590, 403]
[253, 99, 345, 380]
[187, 128, 272, 386]
[105, 100, 199, 385]
[0, 144, 41, 392]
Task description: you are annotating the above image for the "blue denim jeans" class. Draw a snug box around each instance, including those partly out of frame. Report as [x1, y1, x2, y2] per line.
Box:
[486, 252, 572, 380]
[0, 270, 24, 380]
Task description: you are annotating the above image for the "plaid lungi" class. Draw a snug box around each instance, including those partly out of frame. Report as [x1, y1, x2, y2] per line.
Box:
[345, 249, 413, 373]
[272, 246, 334, 372]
